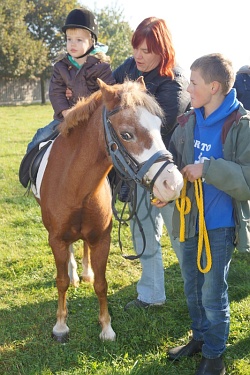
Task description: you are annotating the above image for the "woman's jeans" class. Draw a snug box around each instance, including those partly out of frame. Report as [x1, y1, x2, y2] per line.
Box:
[129, 184, 181, 304]
[178, 227, 235, 358]
[26, 119, 60, 153]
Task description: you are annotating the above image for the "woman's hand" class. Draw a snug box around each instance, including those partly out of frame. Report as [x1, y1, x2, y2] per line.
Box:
[151, 198, 168, 208]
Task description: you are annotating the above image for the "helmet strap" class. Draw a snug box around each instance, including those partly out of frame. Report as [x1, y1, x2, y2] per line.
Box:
[74, 45, 95, 59]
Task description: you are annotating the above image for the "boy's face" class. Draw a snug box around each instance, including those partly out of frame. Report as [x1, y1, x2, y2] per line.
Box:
[187, 69, 213, 109]
[66, 28, 93, 58]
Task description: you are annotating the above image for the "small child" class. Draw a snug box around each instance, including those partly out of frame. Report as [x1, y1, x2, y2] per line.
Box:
[168, 53, 250, 375]
[26, 7, 115, 152]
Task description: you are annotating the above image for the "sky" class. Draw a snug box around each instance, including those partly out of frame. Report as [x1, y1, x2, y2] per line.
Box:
[80, 0, 250, 76]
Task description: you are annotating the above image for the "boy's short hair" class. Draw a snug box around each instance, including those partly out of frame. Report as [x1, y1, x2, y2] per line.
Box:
[190, 53, 235, 95]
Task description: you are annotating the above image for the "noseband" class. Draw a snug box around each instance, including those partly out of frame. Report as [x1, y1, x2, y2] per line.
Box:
[102, 106, 173, 192]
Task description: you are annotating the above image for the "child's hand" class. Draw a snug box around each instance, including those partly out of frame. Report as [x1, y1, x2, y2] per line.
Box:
[66, 87, 73, 100]
[62, 109, 72, 118]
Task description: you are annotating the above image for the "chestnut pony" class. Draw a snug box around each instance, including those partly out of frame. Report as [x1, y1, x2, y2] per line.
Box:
[34, 77, 183, 343]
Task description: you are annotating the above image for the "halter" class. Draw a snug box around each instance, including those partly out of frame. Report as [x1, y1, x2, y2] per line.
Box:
[102, 106, 173, 192]
[102, 105, 174, 260]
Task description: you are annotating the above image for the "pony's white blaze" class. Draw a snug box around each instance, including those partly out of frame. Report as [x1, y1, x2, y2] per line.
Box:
[136, 108, 183, 202]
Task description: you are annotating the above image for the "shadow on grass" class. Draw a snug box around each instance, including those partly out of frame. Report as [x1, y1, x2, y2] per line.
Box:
[0, 251, 249, 375]
[0, 259, 190, 375]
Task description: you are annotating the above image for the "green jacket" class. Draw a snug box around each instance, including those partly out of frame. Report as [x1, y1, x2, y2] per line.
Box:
[169, 104, 250, 252]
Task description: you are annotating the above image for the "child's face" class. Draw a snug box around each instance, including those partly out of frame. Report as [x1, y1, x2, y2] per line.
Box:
[187, 69, 213, 109]
[66, 28, 93, 58]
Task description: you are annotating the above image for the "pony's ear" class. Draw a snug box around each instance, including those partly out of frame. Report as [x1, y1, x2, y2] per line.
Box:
[97, 78, 120, 110]
[97, 78, 106, 89]
[137, 76, 146, 89]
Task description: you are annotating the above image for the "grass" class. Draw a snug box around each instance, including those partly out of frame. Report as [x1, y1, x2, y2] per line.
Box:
[0, 104, 250, 375]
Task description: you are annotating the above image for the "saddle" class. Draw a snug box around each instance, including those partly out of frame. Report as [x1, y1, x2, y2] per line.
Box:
[19, 130, 59, 188]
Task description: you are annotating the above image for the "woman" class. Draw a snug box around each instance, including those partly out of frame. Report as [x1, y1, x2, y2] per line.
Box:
[112, 17, 191, 310]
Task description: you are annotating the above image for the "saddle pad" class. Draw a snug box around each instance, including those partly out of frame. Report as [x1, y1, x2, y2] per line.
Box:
[31, 141, 54, 199]
[19, 129, 59, 188]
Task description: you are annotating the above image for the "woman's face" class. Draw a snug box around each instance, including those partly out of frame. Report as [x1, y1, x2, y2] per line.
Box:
[133, 39, 161, 72]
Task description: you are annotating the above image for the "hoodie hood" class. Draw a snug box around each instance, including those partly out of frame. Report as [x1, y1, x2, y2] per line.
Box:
[237, 65, 250, 74]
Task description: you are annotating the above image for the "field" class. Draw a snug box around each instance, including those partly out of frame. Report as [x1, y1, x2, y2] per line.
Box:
[0, 104, 249, 375]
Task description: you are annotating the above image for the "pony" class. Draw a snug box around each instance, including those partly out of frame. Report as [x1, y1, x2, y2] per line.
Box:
[33, 77, 183, 343]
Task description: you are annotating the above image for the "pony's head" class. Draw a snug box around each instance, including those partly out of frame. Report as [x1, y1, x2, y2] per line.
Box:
[98, 78, 183, 202]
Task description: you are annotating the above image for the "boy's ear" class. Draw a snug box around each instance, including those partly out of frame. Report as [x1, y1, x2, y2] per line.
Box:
[211, 81, 220, 94]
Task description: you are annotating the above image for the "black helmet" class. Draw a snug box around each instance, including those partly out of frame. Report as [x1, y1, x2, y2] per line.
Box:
[62, 8, 98, 42]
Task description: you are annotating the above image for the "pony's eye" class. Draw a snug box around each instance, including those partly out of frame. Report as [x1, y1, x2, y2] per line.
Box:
[121, 132, 133, 141]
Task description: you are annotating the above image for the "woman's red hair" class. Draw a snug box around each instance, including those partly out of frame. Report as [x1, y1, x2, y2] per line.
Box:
[132, 17, 175, 79]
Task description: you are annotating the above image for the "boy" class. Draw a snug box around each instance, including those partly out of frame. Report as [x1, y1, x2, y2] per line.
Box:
[26, 7, 115, 152]
[167, 53, 250, 375]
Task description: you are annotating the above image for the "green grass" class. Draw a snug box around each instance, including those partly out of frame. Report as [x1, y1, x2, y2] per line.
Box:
[0, 104, 249, 375]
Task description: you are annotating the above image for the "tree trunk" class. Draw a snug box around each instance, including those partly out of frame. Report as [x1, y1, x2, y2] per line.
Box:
[40, 74, 46, 104]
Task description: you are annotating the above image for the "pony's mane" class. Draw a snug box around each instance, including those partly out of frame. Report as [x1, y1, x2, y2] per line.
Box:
[117, 79, 164, 119]
[59, 79, 164, 136]
[59, 90, 102, 136]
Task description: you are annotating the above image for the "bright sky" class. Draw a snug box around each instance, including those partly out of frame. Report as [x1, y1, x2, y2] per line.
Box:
[81, 0, 250, 77]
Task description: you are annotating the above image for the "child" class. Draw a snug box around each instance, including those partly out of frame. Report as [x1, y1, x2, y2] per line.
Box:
[167, 53, 250, 375]
[26, 7, 115, 152]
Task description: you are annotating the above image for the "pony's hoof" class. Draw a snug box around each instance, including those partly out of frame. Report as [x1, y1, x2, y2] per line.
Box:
[80, 274, 94, 284]
[51, 331, 69, 343]
[70, 280, 80, 288]
[99, 328, 116, 341]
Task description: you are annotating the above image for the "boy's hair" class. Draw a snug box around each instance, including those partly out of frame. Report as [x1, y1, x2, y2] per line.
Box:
[190, 53, 235, 95]
[132, 17, 175, 79]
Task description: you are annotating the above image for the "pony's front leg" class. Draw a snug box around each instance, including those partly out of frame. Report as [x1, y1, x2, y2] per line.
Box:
[91, 241, 116, 341]
[51, 241, 70, 343]
[81, 241, 94, 283]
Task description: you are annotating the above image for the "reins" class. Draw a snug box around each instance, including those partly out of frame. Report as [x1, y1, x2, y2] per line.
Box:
[176, 178, 212, 273]
[111, 179, 147, 260]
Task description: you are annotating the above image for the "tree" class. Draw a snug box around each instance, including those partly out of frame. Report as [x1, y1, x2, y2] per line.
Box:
[96, 5, 133, 70]
[25, 0, 80, 64]
[0, 1, 133, 103]
[0, 0, 48, 78]
[24, 0, 80, 103]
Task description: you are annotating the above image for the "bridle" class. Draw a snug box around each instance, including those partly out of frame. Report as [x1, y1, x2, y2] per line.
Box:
[102, 106, 173, 193]
[102, 106, 174, 260]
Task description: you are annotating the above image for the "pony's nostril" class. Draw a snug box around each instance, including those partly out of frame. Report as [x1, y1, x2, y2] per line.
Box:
[164, 180, 175, 191]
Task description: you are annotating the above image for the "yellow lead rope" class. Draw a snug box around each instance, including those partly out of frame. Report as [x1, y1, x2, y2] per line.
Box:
[176, 178, 212, 273]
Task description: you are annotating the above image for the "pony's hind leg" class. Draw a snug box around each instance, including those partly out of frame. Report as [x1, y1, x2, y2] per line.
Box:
[68, 242, 94, 286]
[81, 242, 94, 283]
[68, 244, 80, 287]
[90, 240, 116, 341]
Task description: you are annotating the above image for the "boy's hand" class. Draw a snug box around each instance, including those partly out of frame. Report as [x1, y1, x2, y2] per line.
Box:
[181, 164, 203, 182]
